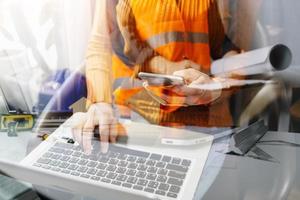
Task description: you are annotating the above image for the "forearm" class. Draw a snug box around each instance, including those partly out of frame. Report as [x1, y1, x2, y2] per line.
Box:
[86, 34, 113, 105]
[86, 0, 112, 106]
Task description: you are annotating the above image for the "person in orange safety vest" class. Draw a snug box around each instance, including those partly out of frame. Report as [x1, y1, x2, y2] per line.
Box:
[73, 0, 241, 153]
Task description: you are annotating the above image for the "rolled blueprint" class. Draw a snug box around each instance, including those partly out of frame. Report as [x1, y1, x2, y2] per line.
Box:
[211, 44, 292, 76]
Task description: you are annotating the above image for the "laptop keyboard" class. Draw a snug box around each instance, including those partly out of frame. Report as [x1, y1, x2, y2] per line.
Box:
[32, 142, 192, 199]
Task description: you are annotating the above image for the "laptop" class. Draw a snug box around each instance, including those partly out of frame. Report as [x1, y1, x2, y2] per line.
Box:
[0, 120, 213, 200]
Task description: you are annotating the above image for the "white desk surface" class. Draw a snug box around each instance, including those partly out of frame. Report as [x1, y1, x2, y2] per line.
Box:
[0, 131, 33, 162]
[199, 131, 300, 200]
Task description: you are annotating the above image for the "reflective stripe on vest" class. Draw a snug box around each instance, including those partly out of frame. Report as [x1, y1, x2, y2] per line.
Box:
[147, 32, 209, 49]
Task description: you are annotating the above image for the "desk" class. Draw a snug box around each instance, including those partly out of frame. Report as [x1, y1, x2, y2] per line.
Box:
[0, 131, 33, 162]
[0, 130, 299, 200]
[198, 131, 300, 200]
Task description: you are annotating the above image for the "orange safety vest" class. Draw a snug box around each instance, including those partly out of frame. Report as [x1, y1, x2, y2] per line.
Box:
[113, 0, 212, 106]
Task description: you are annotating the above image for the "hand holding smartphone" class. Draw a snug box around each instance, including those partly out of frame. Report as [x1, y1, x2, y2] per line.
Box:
[138, 72, 188, 106]
[138, 72, 185, 86]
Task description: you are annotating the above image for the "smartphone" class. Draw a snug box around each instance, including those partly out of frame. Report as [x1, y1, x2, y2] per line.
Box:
[138, 72, 185, 86]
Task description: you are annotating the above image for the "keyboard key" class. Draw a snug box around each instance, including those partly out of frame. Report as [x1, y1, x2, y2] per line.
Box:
[53, 143, 65, 148]
[42, 152, 53, 158]
[116, 167, 126, 174]
[136, 171, 147, 178]
[54, 142, 72, 149]
[64, 150, 73, 156]
[146, 173, 157, 181]
[127, 156, 137, 162]
[167, 178, 183, 186]
[67, 164, 78, 170]
[169, 185, 180, 193]
[137, 165, 147, 171]
[162, 156, 171, 162]
[88, 155, 98, 161]
[69, 157, 79, 164]
[127, 176, 137, 184]
[147, 166, 158, 173]
[116, 174, 127, 182]
[59, 162, 69, 169]
[108, 158, 119, 165]
[60, 156, 70, 162]
[168, 170, 186, 179]
[171, 158, 181, 165]
[150, 154, 161, 161]
[118, 161, 128, 167]
[87, 161, 97, 168]
[87, 169, 97, 175]
[78, 159, 88, 166]
[77, 166, 88, 173]
[49, 160, 60, 167]
[126, 169, 136, 176]
[181, 159, 191, 167]
[97, 170, 107, 177]
[96, 163, 107, 170]
[110, 146, 150, 158]
[101, 178, 111, 183]
[148, 181, 158, 189]
[133, 185, 143, 191]
[42, 165, 51, 170]
[107, 172, 118, 180]
[146, 160, 156, 166]
[73, 146, 82, 151]
[81, 154, 90, 159]
[51, 167, 61, 172]
[167, 192, 178, 198]
[156, 162, 166, 168]
[158, 183, 169, 191]
[71, 172, 80, 176]
[72, 151, 82, 157]
[51, 154, 61, 160]
[91, 176, 100, 181]
[166, 164, 188, 173]
[128, 163, 138, 169]
[157, 175, 167, 183]
[155, 190, 166, 196]
[107, 165, 117, 172]
[144, 188, 154, 193]
[61, 169, 71, 174]
[136, 158, 146, 164]
[117, 154, 127, 160]
[108, 151, 119, 158]
[99, 156, 109, 163]
[49, 147, 64, 154]
[80, 174, 90, 179]
[137, 179, 148, 186]
[37, 158, 51, 164]
[112, 181, 122, 186]
[157, 169, 168, 175]
[122, 183, 132, 188]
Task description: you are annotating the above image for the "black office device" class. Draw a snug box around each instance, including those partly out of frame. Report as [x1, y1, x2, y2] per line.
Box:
[228, 120, 268, 155]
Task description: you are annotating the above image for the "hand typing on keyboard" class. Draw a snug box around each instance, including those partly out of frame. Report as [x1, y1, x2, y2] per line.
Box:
[69, 103, 124, 154]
